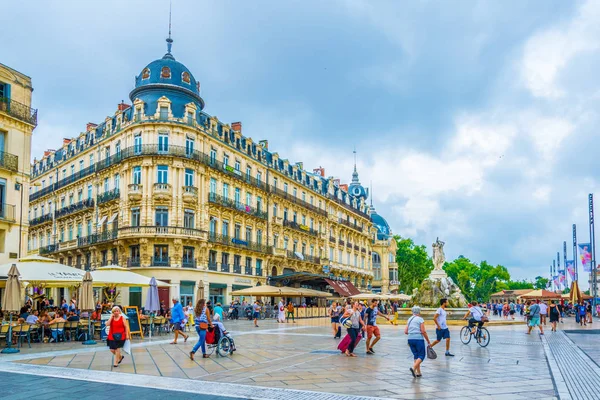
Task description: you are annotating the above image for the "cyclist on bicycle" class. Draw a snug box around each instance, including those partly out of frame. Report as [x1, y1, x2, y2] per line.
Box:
[463, 301, 485, 334]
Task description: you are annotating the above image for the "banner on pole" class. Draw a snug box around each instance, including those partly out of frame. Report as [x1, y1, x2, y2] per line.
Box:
[566, 260, 575, 281]
[578, 243, 592, 272]
[558, 271, 566, 289]
[553, 275, 560, 288]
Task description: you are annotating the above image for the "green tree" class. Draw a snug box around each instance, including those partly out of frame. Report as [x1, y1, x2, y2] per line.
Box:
[443, 256, 478, 300]
[505, 280, 534, 290]
[534, 276, 549, 290]
[443, 258, 511, 302]
[395, 235, 433, 294]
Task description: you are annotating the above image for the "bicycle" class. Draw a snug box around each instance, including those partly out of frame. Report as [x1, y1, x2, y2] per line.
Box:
[460, 321, 490, 347]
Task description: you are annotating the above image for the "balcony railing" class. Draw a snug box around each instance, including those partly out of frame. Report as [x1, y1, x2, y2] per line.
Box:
[119, 225, 204, 237]
[233, 264, 242, 274]
[208, 262, 218, 271]
[329, 236, 335, 243]
[128, 257, 141, 267]
[282, 219, 318, 236]
[54, 199, 94, 219]
[182, 258, 197, 268]
[39, 244, 57, 255]
[0, 204, 16, 223]
[98, 188, 120, 205]
[151, 257, 171, 267]
[286, 250, 320, 264]
[30, 213, 52, 226]
[207, 232, 272, 254]
[205, 157, 267, 192]
[208, 192, 268, 219]
[0, 96, 38, 126]
[221, 263, 230, 273]
[328, 193, 370, 219]
[267, 185, 327, 217]
[339, 218, 364, 233]
[245, 265, 253, 275]
[77, 230, 118, 247]
[0, 151, 18, 173]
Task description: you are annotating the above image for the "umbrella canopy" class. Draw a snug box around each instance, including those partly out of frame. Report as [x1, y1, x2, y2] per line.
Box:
[144, 277, 160, 312]
[231, 285, 304, 297]
[2, 265, 22, 312]
[196, 280, 205, 302]
[91, 266, 169, 287]
[0, 255, 84, 287]
[349, 293, 386, 300]
[519, 289, 561, 299]
[79, 271, 95, 312]
[569, 281, 583, 304]
[290, 287, 333, 298]
[384, 293, 412, 301]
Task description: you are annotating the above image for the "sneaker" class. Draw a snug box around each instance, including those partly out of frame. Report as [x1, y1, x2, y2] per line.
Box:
[445, 352, 455, 357]
[366, 349, 374, 355]
[369, 348, 375, 354]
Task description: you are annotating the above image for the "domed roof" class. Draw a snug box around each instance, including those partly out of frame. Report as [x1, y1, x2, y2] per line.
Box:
[370, 205, 391, 240]
[134, 54, 199, 95]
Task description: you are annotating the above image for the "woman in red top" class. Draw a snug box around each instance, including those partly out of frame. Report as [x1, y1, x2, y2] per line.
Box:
[106, 306, 130, 368]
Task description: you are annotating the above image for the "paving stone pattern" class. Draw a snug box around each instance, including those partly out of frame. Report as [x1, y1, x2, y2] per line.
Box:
[544, 331, 600, 400]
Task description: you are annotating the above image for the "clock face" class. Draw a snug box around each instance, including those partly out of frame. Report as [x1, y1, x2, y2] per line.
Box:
[353, 187, 362, 196]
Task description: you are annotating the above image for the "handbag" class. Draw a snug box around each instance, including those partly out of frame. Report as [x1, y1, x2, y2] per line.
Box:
[426, 345, 437, 359]
[112, 333, 123, 341]
[199, 322, 208, 330]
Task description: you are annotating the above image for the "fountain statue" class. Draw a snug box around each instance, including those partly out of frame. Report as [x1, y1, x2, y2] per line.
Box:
[410, 238, 469, 309]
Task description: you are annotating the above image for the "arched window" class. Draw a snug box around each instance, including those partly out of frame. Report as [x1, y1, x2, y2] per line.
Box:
[372, 252, 381, 264]
[182, 71, 191, 84]
[271, 266, 278, 276]
[161, 66, 171, 79]
[141, 68, 150, 80]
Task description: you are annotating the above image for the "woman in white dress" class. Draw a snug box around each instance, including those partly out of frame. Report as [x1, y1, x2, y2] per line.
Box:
[277, 299, 286, 323]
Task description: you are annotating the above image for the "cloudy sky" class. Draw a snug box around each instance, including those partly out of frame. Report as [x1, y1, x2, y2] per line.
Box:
[4, 0, 600, 285]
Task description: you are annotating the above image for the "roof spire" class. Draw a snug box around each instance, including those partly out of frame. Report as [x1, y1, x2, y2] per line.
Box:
[370, 181, 373, 207]
[351, 147, 360, 184]
[164, 0, 174, 59]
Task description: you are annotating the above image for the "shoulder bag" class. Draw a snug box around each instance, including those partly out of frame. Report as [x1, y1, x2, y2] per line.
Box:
[426, 345, 437, 359]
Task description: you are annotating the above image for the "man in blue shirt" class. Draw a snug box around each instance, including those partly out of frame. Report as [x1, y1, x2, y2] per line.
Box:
[578, 302, 587, 327]
[170, 298, 189, 344]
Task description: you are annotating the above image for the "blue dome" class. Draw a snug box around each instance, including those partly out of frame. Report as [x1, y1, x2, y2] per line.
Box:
[129, 47, 205, 116]
[370, 207, 391, 240]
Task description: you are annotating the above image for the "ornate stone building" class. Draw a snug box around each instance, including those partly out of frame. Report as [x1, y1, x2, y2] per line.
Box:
[27, 36, 396, 306]
[0, 63, 36, 264]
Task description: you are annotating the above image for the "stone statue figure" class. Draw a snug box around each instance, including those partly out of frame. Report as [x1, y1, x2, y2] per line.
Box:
[432, 238, 445, 271]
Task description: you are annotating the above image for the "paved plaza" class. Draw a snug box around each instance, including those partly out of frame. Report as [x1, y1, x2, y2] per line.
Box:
[0, 317, 599, 399]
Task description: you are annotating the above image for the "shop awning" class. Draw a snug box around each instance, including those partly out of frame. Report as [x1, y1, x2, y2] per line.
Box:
[325, 279, 360, 297]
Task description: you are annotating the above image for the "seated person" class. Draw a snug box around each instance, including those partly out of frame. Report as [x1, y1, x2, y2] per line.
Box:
[19, 306, 30, 320]
[90, 307, 102, 321]
[463, 301, 485, 334]
[48, 311, 67, 342]
[212, 314, 236, 352]
[66, 311, 80, 322]
[26, 310, 40, 325]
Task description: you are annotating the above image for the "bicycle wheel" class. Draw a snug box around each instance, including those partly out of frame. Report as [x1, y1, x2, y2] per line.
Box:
[260, 312, 266, 320]
[217, 337, 232, 357]
[460, 326, 472, 344]
[477, 327, 490, 347]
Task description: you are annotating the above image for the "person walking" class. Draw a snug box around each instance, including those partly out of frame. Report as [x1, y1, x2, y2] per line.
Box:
[586, 302, 593, 324]
[329, 301, 341, 337]
[277, 299, 286, 323]
[189, 299, 213, 360]
[526, 300, 544, 335]
[169, 298, 189, 344]
[344, 301, 365, 357]
[549, 301, 560, 332]
[578, 302, 587, 326]
[365, 299, 390, 355]
[539, 300, 548, 326]
[430, 298, 454, 357]
[286, 302, 295, 323]
[106, 306, 130, 368]
[252, 301, 261, 328]
[213, 303, 224, 321]
[405, 306, 431, 378]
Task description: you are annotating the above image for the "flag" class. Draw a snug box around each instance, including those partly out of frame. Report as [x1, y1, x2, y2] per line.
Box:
[553, 275, 560, 288]
[578, 243, 592, 272]
[558, 272, 566, 289]
[566, 260, 575, 281]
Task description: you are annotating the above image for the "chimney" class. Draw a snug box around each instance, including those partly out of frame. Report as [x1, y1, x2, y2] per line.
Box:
[231, 121, 242, 132]
[44, 150, 52, 157]
[313, 167, 325, 177]
[63, 138, 72, 146]
[86, 123, 98, 132]
[118, 101, 131, 111]
[340, 184, 348, 191]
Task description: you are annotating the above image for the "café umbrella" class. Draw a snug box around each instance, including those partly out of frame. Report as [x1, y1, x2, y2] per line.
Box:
[196, 280, 205, 301]
[2, 264, 21, 353]
[79, 271, 96, 345]
[144, 277, 160, 338]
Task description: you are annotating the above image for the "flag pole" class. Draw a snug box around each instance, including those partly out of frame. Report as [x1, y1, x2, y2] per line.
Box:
[563, 241, 568, 289]
[573, 224, 578, 282]
[589, 194, 597, 311]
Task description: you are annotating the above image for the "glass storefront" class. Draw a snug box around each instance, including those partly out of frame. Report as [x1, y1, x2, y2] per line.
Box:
[180, 281, 195, 307]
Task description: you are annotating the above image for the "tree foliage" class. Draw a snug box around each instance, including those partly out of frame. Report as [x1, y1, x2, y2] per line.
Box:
[534, 276, 550, 290]
[505, 280, 535, 290]
[394, 235, 433, 294]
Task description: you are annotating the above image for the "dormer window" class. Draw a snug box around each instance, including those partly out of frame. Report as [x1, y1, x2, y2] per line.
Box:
[182, 71, 191, 84]
[142, 68, 150, 80]
[161, 66, 171, 79]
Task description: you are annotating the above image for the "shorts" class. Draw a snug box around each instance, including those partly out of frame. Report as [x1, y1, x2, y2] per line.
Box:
[331, 316, 339, 323]
[366, 325, 380, 339]
[528, 317, 540, 327]
[408, 339, 426, 361]
[253, 312, 260, 319]
[107, 339, 125, 350]
[509, 310, 515, 315]
[173, 322, 184, 331]
[436, 328, 450, 341]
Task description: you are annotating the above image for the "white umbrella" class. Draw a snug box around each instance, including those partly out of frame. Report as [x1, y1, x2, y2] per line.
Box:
[2, 264, 21, 354]
[0, 255, 84, 287]
[91, 266, 168, 287]
[79, 271, 96, 345]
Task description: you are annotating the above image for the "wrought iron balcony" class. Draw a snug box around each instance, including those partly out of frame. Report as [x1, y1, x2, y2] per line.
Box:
[245, 265, 253, 275]
[98, 188, 120, 205]
[267, 185, 327, 217]
[233, 263, 242, 274]
[128, 257, 141, 267]
[39, 244, 56, 255]
[282, 219, 318, 236]
[338, 218, 364, 233]
[328, 193, 370, 219]
[119, 225, 204, 237]
[255, 268, 263, 277]
[208, 192, 268, 219]
[207, 232, 272, 254]
[286, 250, 320, 264]
[329, 236, 335, 243]
[208, 262, 218, 271]
[221, 263, 231, 273]
[30, 213, 52, 227]
[182, 258, 197, 268]
[0, 96, 38, 126]
[77, 230, 118, 247]
[151, 257, 171, 267]
[204, 157, 267, 191]
[54, 198, 94, 219]
[0, 151, 18, 173]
